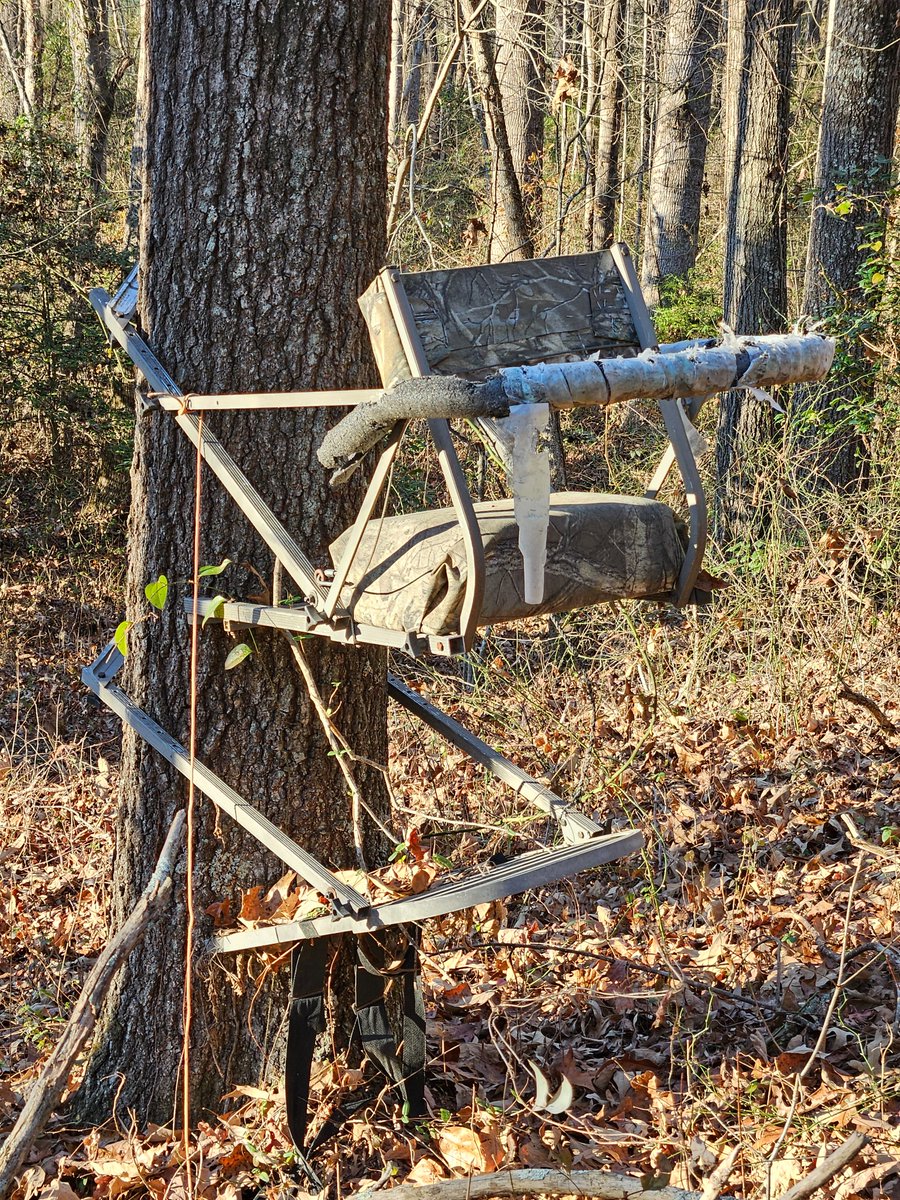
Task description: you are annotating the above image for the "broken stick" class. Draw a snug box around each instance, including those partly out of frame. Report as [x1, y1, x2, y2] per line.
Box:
[0, 811, 185, 1200]
[773, 1133, 869, 1200]
[355, 1168, 710, 1200]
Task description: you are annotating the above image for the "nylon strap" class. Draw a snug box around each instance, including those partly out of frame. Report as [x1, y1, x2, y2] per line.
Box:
[285, 938, 331, 1153]
[284, 925, 427, 1179]
[355, 931, 426, 1117]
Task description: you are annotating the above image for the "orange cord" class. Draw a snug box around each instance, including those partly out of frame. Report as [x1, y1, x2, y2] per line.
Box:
[182, 412, 204, 1191]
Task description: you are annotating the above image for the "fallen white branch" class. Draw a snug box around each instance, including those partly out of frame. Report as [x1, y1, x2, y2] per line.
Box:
[0, 811, 185, 1200]
[355, 1168, 710, 1200]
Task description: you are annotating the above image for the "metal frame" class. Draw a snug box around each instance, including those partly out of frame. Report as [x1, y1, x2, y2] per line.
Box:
[82, 637, 642, 950]
[82, 271, 644, 941]
[82, 643, 371, 915]
[609, 243, 708, 605]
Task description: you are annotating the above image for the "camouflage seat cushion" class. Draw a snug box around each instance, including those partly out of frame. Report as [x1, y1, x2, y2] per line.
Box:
[329, 492, 685, 637]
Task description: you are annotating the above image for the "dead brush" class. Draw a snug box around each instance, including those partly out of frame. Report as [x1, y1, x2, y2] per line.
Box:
[379, 403, 900, 1192]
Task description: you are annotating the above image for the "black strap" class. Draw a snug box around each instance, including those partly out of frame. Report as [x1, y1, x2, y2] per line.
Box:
[355, 930, 426, 1119]
[285, 938, 331, 1155]
[284, 925, 427, 1181]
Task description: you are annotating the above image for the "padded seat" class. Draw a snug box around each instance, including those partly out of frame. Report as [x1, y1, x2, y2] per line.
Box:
[330, 492, 686, 637]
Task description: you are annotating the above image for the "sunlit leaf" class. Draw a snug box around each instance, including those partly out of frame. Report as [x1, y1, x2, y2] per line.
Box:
[224, 642, 253, 670]
[199, 557, 232, 577]
[202, 595, 226, 627]
[114, 620, 133, 657]
[144, 574, 168, 610]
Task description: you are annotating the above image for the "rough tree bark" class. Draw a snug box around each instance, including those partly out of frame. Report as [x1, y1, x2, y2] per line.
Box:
[75, 0, 390, 1125]
[640, 0, 716, 306]
[461, 0, 533, 261]
[583, 0, 624, 250]
[68, 0, 132, 195]
[800, 0, 900, 489]
[715, 0, 794, 541]
[496, 0, 544, 244]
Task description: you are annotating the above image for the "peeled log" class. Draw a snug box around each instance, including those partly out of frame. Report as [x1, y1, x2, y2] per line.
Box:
[318, 333, 834, 469]
[506, 334, 834, 408]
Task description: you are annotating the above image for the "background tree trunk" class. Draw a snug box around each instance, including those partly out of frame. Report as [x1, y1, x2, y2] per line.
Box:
[68, 0, 131, 195]
[583, 0, 624, 250]
[496, 0, 545, 244]
[461, 0, 533, 261]
[76, 0, 390, 1126]
[715, 0, 795, 541]
[402, 1, 427, 133]
[640, 0, 716, 306]
[22, 0, 42, 113]
[799, 0, 900, 489]
[388, 0, 405, 154]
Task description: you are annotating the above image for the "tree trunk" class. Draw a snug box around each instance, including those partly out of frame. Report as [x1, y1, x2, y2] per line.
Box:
[122, 0, 147, 251]
[583, 0, 624, 250]
[496, 0, 544, 243]
[75, 0, 390, 1126]
[68, 0, 131, 195]
[0, 10, 30, 119]
[22, 0, 42, 113]
[799, 0, 900, 489]
[715, 0, 794, 541]
[402, 2, 426, 132]
[389, 0, 405, 151]
[640, 0, 716, 306]
[461, 0, 533, 261]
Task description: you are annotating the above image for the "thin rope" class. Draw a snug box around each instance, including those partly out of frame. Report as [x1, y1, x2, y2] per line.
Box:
[182, 411, 204, 1193]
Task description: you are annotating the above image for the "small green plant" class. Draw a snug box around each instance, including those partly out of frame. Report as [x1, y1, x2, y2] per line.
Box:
[652, 270, 721, 343]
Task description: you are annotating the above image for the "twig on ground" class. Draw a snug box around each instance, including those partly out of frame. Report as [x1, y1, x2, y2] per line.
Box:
[356, 1168, 712, 1200]
[700, 1146, 741, 1200]
[0, 811, 185, 1200]
[773, 1133, 869, 1200]
[837, 682, 897, 735]
[841, 814, 898, 862]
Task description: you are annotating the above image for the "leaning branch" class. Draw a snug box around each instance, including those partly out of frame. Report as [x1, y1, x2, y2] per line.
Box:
[0, 812, 185, 1200]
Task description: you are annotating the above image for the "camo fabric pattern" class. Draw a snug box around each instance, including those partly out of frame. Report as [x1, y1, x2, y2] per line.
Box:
[402, 251, 639, 378]
[358, 252, 640, 387]
[329, 493, 685, 637]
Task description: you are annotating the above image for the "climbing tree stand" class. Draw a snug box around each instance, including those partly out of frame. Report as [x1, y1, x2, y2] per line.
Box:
[85, 248, 832, 1164]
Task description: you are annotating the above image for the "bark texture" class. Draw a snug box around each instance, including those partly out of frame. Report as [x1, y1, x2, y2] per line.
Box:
[640, 0, 716, 305]
[76, 0, 390, 1125]
[800, 0, 900, 488]
[583, 0, 624, 250]
[495, 0, 544, 242]
[716, 0, 794, 541]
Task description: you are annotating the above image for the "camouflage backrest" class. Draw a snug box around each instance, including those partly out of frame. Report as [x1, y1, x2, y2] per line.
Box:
[359, 250, 641, 387]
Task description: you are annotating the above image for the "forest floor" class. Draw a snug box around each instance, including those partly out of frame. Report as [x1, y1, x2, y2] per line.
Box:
[1, 500, 899, 1200]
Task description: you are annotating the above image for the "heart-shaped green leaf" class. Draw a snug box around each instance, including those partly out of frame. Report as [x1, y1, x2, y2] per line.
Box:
[144, 574, 169, 610]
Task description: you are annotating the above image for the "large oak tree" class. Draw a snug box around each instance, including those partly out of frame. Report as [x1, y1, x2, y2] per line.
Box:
[78, 1, 391, 1124]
